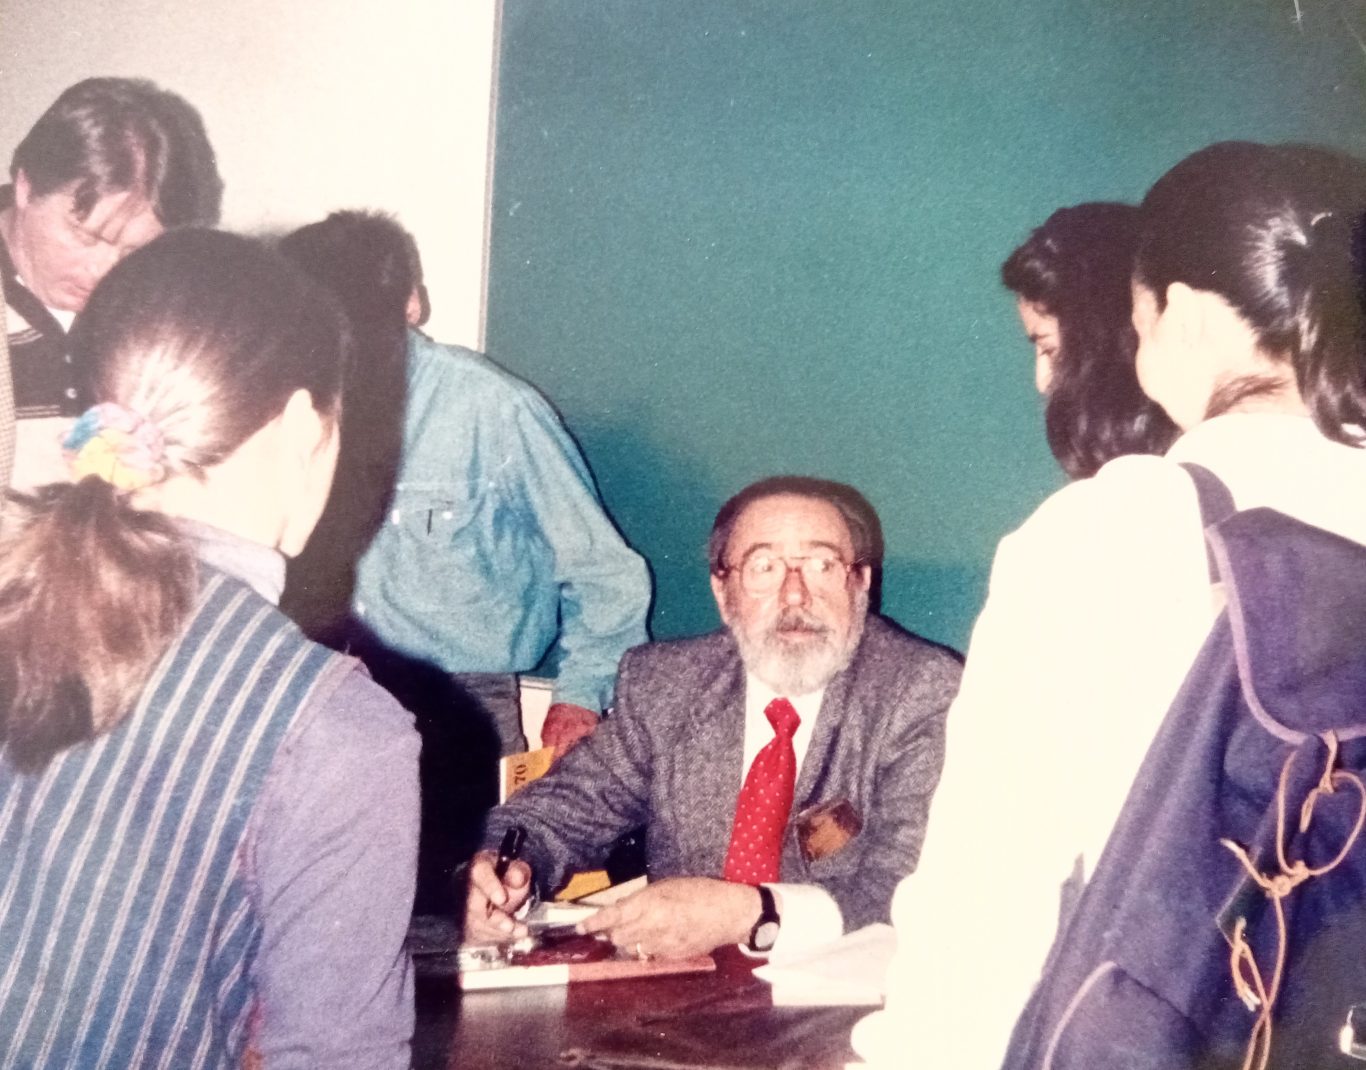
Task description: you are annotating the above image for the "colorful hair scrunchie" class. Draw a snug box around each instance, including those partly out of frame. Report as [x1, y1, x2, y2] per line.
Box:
[62, 402, 168, 492]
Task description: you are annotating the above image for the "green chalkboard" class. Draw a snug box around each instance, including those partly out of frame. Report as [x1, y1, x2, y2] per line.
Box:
[486, 0, 1365, 652]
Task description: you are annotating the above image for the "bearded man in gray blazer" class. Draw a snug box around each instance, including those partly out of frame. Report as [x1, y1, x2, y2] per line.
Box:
[466, 476, 960, 960]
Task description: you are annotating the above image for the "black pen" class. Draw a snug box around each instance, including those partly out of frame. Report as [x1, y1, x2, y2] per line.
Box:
[487, 825, 527, 922]
[493, 825, 526, 882]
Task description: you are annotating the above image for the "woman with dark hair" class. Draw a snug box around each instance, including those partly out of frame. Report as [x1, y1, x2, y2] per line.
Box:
[1002, 202, 1178, 478]
[0, 230, 419, 1068]
[855, 142, 1366, 1067]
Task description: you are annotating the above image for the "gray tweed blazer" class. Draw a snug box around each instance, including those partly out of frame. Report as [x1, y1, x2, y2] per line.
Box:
[486, 614, 960, 931]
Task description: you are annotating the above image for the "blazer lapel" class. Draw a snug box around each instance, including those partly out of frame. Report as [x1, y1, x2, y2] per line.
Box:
[794, 649, 859, 811]
[672, 644, 746, 876]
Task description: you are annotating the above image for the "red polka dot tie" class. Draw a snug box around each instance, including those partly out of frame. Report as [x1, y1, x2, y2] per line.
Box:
[722, 698, 800, 884]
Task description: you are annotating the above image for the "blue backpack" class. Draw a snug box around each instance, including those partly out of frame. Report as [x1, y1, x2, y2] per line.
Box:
[1001, 464, 1366, 1070]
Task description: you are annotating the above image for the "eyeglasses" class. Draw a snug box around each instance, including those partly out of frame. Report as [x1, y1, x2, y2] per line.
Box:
[720, 553, 861, 596]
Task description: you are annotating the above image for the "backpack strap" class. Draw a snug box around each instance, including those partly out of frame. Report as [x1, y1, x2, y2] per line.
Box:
[1180, 463, 1236, 582]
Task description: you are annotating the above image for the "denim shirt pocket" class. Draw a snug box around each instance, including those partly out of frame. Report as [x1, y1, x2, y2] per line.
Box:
[379, 479, 533, 613]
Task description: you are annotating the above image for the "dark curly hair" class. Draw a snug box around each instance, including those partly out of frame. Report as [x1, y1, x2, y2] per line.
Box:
[1003, 203, 1179, 479]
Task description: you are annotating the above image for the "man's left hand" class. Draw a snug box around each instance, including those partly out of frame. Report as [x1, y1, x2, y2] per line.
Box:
[541, 702, 600, 758]
[577, 877, 760, 959]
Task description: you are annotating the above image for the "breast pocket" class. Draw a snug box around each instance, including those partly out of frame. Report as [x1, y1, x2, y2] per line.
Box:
[378, 481, 511, 613]
[788, 793, 869, 885]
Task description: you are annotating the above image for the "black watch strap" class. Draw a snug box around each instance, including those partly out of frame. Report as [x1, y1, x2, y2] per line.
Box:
[746, 884, 781, 952]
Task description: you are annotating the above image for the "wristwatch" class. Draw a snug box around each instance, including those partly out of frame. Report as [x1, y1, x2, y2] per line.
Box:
[746, 884, 781, 953]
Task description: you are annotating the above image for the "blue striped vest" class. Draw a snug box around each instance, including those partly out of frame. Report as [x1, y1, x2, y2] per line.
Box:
[0, 568, 349, 1069]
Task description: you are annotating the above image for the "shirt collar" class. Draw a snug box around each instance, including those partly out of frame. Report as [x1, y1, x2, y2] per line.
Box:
[1165, 412, 1319, 459]
[179, 519, 287, 605]
[744, 671, 826, 724]
[741, 670, 824, 774]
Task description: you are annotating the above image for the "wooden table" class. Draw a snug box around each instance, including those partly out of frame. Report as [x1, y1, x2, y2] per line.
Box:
[413, 945, 868, 1069]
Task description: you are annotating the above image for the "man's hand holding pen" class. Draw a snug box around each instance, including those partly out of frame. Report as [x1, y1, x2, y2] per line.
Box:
[464, 826, 534, 945]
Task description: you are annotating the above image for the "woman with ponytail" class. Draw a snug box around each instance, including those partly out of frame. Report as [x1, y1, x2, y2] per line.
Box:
[856, 142, 1366, 1067]
[0, 230, 419, 1068]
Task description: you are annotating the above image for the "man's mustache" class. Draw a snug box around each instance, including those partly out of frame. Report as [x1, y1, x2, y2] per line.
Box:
[768, 609, 831, 638]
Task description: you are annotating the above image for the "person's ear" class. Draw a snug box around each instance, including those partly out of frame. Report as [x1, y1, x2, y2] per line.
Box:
[275, 388, 339, 558]
[13, 169, 33, 209]
[279, 387, 331, 462]
[405, 286, 424, 327]
[1167, 281, 1242, 350]
[710, 573, 731, 624]
[854, 564, 872, 592]
[1162, 282, 1204, 345]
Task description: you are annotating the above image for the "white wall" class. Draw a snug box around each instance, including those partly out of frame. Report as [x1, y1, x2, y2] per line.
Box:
[0, 0, 498, 348]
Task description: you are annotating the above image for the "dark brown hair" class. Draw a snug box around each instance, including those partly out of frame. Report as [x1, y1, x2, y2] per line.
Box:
[0, 230, 347, 771]
[11, 77, 222, 227]
[1135, 141, 1366, 441]
[1002, 203, 1179, 478]
[707, 475, 883, 574]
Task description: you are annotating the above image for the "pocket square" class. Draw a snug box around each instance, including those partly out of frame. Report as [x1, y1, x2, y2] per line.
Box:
[795, 798, 863, 863]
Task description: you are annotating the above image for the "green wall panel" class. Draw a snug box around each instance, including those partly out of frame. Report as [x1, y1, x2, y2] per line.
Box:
[486, 0, 1365, 652]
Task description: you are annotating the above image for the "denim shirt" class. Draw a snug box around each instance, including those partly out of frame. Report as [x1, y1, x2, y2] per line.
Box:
[352, 330, 650, 711]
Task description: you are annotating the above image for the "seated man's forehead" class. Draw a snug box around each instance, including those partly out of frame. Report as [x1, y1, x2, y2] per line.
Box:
[737, 539, 847, 563]
[730, 494, 854, 554]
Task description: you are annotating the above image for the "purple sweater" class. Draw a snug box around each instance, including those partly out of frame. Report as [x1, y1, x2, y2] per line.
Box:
[198, 523, 420, 1068]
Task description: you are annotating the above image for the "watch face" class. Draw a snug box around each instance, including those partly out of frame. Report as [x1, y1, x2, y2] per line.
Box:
[753, 920, 781, 952]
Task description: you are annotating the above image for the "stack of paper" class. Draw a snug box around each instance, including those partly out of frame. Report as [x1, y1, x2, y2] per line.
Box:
[753, 923, 896, 1007]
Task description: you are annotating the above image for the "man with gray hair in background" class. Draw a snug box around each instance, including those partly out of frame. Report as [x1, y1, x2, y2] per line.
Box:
[467, 476, 960, 960]
[0, 77, 221, 490]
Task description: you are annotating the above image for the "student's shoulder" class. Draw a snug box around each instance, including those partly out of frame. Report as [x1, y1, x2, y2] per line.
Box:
[268, 640, 418, 773]
[1011, 453, 1196, 553]
[987, 454, 1209, 619]
[260, 658, 419, 838]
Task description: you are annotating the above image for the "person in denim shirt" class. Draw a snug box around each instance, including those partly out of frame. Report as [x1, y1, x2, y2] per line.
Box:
[279, 211, 650, 761]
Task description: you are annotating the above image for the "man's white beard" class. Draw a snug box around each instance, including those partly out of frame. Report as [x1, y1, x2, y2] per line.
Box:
[730, 588, 869, 696]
